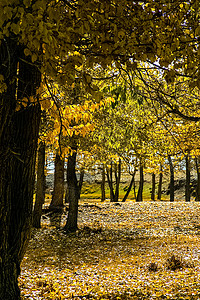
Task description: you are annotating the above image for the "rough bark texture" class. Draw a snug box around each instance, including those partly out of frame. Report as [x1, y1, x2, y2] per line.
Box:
[151, 173, 156, 201]
[136, 165, 144, 202]
[0, 39, 41, 299]
[33, 141, 46, 228]
[168, 155, 174, 202]
[49, 153, 64, 211]
[157, 165, 163, 201]
[185, 154, 190, 202]
[63, 150, 80, 233]
[195, 157, 200, 202]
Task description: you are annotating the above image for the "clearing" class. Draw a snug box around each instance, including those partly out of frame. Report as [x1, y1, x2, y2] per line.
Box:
[20, 201, 200, 299]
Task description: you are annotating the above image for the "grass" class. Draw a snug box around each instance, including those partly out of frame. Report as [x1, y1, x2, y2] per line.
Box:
[80, 181, 169, 202]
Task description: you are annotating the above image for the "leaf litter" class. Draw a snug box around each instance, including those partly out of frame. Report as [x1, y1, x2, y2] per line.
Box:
[19, 201, 200, 299]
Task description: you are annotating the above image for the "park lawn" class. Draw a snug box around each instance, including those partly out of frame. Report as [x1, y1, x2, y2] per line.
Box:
[19, 201, 200, 299]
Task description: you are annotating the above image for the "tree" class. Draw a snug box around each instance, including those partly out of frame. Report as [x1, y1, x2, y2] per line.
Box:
[168, 155, 175, 202]
[185, 154, 191, 202]
[157, 165, 163, 201]
[1, 1, 200, 298]
[49, 153, 65, 211]
[63, 147, 79, 233]
[33, 141, 46, 228]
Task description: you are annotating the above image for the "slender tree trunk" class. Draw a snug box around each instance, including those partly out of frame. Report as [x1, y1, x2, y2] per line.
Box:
[63, 149, 80, 233]
[195, 157, 200, 201]
[185, 154, 190, 202]
[122, 174, 135, 202]
[136, 165, 144, 202]
[106, 162, 115, 202]
[114, 159, 121, 202]
[157, 164, 163, 201]
[33, 141, 46, 228]
[0, 39, 41, 299]
[168, 155, 174, 202]
[101, 164, 106, 202]
[151, 173, 156, 201]
[78, 169, 84, 197]
[49, 153, 65, 211]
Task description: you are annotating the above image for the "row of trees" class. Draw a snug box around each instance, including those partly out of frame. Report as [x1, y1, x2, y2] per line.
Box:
[1, 1, 200, 298]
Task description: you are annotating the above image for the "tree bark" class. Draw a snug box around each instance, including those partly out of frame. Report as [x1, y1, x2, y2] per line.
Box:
[122, 174, 135, 202]
[106, 162, 115, 202]
[63, 149, 80, 233]
[33, 141, 46, 228]
[157, 164, 163, 201]
[78, 169, 84, 197]
[106, 159, 121, 202]
[0, 39, 41, 299]
[114, 158, 121, 202]
[49, 153, 65, 211]
[195, 157, 200, 201]
[168, 155, 174, 202]
[136, 165, 144, 202]
[185, 154, 190, 202]
[151, 173, 156, 201]
[101, 164, 106, 202]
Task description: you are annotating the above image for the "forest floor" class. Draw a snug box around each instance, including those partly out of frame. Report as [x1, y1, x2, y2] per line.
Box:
[19, 200, 200, 300]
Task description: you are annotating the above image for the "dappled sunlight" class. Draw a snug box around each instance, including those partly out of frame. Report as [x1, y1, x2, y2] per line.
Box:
[19, 202, 200, 299]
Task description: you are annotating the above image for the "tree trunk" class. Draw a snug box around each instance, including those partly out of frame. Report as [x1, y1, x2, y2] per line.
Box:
[106, 162, 115, 202]
[136, 165, 144, 202]
[65, 168, 84, 203]
[151, 173, 156, 201]
[185, 154, 190, 202]
[49, 153, 65, 211]
[157, 164, 163, 201]
[195, 157, 200, 201]
[63, 149, 80, 233]
[101, 164, 106, 202]
[0, 40, 41, 299]
[0, 105, 41, 299]
[168, 155, 174, 202]
[114, 159, 121, 202]
[106, 159, 121, 202]
[78, 169, 84, 197]
[33, 141, 46, 228]
[122, 174, 135, 202]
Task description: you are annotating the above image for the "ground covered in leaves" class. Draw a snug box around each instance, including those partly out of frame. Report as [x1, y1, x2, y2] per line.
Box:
[19, 201, 200, 299]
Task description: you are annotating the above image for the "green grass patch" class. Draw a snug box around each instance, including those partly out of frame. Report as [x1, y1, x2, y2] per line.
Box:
[80, 181, 169, 201]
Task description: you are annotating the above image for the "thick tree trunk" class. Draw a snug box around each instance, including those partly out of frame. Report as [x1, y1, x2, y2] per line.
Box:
[63, 149, 80, 233]
[136, 165, 144, 202]
[33, 141, 46, 228]
[65, 169, 84, 203]
[0, 39, 41, 299]
[0, 105, 40, 299]
[49, 153, 65, 211]
[195, 157, 200, 201]
[151, 173, 156, 201]
[101, 164, 106, 202]
[185, 154, 190, 202]
[168, 155, 174, 202]
[157, 164, 163, 201]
